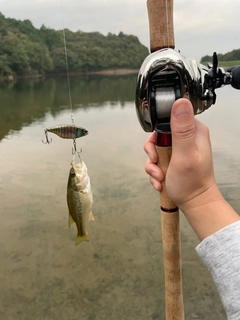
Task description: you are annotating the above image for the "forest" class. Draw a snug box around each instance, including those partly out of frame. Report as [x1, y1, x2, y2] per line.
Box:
[0, 12, 149, 77]
[1, 11, 239, 78]
[201, 49, 240, 67]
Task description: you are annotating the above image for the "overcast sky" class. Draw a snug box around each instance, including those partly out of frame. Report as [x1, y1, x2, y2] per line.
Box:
[0, 0, 239, 62]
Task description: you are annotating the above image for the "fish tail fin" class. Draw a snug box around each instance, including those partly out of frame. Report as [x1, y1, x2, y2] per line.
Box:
[68, 214, 74, 228]
[75, 234, 89, 245]
[89, 211, 95, 221]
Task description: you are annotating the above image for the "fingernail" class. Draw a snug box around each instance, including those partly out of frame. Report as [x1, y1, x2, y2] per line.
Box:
[174, 103, 190, 119]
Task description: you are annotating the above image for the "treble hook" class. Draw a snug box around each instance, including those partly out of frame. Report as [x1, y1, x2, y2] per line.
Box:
[42, 130, 52, 144]
[72, 139, 77, 155]
[72, 139, 82, 160]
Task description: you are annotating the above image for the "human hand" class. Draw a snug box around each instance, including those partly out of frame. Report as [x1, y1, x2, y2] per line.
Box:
[144, 98, 240, 240]
[144, 98, 216, 212]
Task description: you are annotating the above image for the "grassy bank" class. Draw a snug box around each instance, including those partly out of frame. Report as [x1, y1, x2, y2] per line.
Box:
[218, 60, 240, 67]
[201, 60, 240, 67]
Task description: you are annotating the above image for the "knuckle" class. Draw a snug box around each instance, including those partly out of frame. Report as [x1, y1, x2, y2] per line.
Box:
[175, 122, 195, 139]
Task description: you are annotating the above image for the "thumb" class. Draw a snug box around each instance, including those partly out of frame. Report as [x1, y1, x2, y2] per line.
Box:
[170, 98, 195, 154]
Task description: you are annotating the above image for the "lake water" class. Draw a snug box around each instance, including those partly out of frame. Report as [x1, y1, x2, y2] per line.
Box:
[0, 74, 239, 320]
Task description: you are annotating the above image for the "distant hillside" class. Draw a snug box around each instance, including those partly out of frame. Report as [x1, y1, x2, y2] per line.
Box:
[0, 12, 149, 78]
[201, 49, 240, 63]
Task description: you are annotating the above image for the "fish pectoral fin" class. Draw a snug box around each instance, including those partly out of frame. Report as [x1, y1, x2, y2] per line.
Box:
[76, 234, 89, 245]
[89, 211, 95, 221]
[68, 214, 74, 228]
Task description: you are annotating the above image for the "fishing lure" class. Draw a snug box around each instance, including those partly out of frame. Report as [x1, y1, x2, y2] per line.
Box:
[42, 2, 92, 247]
[43, 124, 88, 144]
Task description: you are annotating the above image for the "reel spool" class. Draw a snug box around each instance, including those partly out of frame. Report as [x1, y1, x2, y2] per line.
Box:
[135, 48, 240, 133]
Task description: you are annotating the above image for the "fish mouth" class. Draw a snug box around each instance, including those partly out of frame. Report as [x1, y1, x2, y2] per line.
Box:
[69, 167, 75, 176]
[70, 160, 77, 170]
[70, 160, 82, 174]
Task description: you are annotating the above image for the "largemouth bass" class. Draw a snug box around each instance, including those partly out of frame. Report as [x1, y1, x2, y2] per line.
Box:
[67, 159, 94, 245]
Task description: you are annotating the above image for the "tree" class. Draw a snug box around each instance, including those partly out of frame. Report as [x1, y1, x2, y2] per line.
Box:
[24, 40, 53, 74]
[201, 49, 240, 63]
[0, 12, 149, 76]
[50, 47, 67, 73]
[40, 25, 63, 50]
[2, 32, 30, 74]
[0, 54, 12, 76]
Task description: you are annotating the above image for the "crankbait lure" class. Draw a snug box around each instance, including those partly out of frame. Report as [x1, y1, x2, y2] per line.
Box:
[44, 124, 88, 140]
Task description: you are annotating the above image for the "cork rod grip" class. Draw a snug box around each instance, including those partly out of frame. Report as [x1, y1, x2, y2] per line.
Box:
[147, 0, 175, 52]
[156, 145, 184, 320]
[146, 0, 184, 318]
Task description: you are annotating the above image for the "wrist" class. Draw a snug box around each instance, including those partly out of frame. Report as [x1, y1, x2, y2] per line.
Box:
[179, 184, 240, 241]
[180, 183, 223, 213]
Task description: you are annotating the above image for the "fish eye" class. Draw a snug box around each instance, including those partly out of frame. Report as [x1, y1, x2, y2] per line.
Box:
[70, 169, 75, 177]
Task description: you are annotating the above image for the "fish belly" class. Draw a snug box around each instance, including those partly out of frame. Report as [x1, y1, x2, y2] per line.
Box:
[67, 186, 93, 245]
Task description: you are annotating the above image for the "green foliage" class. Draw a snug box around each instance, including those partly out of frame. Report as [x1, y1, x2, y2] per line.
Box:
[201, 49, 240, 63]
[218, 60, 240, 67]
[1, 32, 30, 74]
[24, 40, 53, 74]
[50, 29, 149, 73]
[0, 12, 149, 77]
[200, 55, 212, 63]
[40, 25, 63, 50]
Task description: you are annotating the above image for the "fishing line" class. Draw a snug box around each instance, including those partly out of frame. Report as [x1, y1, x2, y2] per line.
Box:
[42, 0, 88, 156]
[164, 0, 170, 92]
[40, 1, 92, 247]
[60, 0, 74, 124]
[165, 0, 169, 48]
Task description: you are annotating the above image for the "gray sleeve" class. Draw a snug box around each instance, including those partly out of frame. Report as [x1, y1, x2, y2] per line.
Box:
[196, 221, 240, 320]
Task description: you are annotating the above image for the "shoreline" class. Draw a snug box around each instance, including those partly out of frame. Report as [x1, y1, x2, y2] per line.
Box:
[46, 69, 139, 77]
[86, 69, 138, 75]
[2, 69, 139, 81]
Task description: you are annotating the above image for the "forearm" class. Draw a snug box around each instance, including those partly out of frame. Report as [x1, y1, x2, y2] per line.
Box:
[180, 184, 240, 241]
[196, 220, 240, 320]
[181, 184, 240, 318]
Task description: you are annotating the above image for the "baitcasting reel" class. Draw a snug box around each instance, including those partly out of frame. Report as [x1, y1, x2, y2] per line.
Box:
[135, 48, 240, 132]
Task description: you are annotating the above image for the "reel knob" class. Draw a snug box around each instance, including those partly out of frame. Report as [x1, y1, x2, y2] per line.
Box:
[231, 66, 240, 89]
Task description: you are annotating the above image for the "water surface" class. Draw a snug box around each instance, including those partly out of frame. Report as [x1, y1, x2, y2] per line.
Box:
[0, 76, 239, 320]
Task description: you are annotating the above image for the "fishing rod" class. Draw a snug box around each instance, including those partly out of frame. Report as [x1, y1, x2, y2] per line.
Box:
[135, 0, 240, 319]
[136, 1, 184, 318]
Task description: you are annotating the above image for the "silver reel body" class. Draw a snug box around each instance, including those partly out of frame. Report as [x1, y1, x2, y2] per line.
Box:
[135, 48, 214, 132]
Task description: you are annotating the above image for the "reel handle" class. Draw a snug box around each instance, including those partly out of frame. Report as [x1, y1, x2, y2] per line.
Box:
[230, 66, 240, 90]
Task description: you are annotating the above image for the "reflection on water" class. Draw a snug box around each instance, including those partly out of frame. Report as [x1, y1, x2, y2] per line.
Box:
[0, 76, 239, 320]
[0, 75, 136, 141]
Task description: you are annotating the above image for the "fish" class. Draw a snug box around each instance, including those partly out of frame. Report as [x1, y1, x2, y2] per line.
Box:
[67, 159, 94, 245]
[45, 124, 88, 140]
